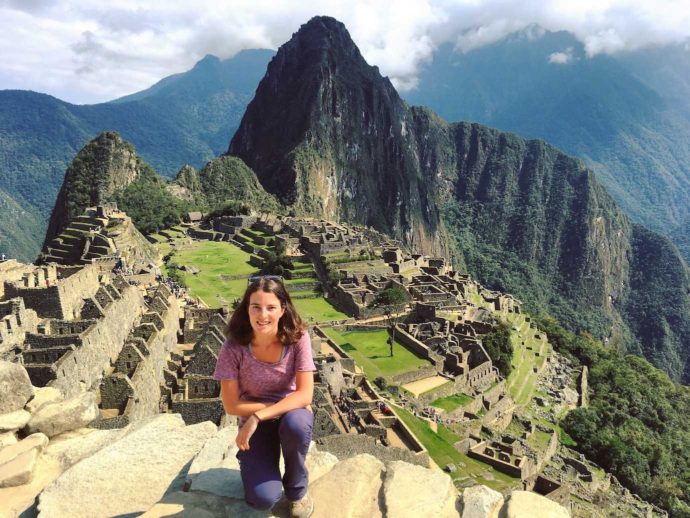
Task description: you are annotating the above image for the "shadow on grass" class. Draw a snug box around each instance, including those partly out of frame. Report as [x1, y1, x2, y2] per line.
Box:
[340, 342, 355, 352]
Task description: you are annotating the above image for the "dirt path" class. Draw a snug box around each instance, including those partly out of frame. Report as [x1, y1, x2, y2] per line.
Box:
[402, 375, 449, 397]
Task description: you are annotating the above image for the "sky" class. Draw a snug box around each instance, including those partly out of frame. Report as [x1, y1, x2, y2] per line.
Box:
[1, 0, 689, 104]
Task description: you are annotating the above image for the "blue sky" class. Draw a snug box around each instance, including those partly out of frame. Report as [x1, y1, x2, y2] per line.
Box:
[1, 0, 688, 104]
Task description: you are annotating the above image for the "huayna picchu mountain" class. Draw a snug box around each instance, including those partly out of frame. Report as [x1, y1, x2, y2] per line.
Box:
[228, 16, 690, 383]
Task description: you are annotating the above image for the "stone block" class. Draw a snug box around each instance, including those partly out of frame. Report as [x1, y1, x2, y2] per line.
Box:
[501, 490, 570, 518]
[0, 360, 34, 414]
[460, 484, 503, 518]
[37, 414, 217, 518]
[26, 392, 99, 437]
[383, 460, 459, 517]
[305, 449, 338, 482]
[0, 409, 31, 432]
[0, 431, 18, 449]
[0, 448, 39, 487]
[25, 387, 63, 413]
[0, 433, 48, 466]
[310, 453, 385, 518]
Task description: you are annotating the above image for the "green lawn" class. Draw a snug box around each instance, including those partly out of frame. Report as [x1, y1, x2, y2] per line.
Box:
[394, 406, 519, 490]
[162, 241, 257, 305]
[431, 393, 474, 412]
[323, 328, 430, 380]
[293, 298, 348, 323]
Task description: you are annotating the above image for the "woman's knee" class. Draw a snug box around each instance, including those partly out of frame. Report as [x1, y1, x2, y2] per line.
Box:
[279, 408, 313, 442]
[245, 480, 283, 510]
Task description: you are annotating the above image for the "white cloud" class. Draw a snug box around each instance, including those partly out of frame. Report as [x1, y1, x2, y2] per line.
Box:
[548, 47, 574, 64]
[1, 0, 689, 104]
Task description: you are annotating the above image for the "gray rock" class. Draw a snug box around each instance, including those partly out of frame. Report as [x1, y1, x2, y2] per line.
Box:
[141, 490, 276, 518]
[305, 450, 338, 482]
[25, 392, 99, 437]
[502, 491, 570, 518]
[186, 424, 238, 482]
[43, 427, 129, 471]
[384, 460, 459, 517]
[0, 433, 48, 466]
[311, 453, 385, 518]
[0, 361, 34, 414]
[0, 409, 31, 432]
[0, 431, 18, 448]
[0, 448, 39, 488]
[461, 485, 504, 518]
[37, 414, 217, 518]
[25, 387, 63, 414]
[187, 454, 244, 500]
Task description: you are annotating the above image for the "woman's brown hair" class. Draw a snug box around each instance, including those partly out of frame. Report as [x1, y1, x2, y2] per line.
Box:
[225, 277, 305, 346]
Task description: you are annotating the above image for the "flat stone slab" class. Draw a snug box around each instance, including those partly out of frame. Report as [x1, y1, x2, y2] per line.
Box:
[0, 361, 34, 414]
[0, 409, 31, 432]
[383, 460, 459, 517]
[0, 433, 48, 466]
[37, 414, 217, 518]
[26, 392, 99, 438]
[142, 490, 282, 518]
[0, 448, 39, 488]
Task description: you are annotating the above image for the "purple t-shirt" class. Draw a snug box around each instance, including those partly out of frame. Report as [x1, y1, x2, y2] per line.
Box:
[213, 331, 316, 414]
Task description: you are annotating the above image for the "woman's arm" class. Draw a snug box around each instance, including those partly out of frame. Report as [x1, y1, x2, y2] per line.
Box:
[220, 380, 269, 416]
[219, 370, 314, 418]
[254, 370, 314, 421]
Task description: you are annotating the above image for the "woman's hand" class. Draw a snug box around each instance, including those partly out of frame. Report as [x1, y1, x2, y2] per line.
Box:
[236, 414, 259, 450]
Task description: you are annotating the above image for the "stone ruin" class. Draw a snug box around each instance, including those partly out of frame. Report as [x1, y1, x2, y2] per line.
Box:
[38, 206, 158, 272]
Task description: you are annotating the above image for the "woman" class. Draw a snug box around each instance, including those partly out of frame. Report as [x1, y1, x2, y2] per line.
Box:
[213, 276, 316, 518]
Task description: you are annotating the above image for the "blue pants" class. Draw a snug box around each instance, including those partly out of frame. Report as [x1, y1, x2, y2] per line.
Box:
[236, 408, 314, 510]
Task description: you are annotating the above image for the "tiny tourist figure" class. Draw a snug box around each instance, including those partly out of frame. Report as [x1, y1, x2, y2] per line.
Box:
[214, 276, 315, 517]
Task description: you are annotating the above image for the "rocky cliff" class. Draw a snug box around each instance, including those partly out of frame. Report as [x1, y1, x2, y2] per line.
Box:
[228, 16, 690, 382]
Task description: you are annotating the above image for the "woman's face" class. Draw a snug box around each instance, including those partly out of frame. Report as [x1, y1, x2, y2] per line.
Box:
[248, 290, 285, 340]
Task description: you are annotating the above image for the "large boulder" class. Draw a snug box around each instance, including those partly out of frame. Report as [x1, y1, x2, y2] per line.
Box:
[37, 414, 217, 518]
[305, 449, 338, 482]
[0, 409, 31, 432]
[460, 485, 504, 518]
[0, 361, 34, 414]
[502, 491, 570, 518]
[0, 433, 48, 488]
[25, 387, 63, 414]
[1, 428, 128, 518]
[25, 392, 99, 437]
[383, 460, 458, 517]
[310, 453, 385, 518]
[0, 431, 17, 448]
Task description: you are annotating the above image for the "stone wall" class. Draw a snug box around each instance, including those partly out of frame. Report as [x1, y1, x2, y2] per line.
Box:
[171, 398, 224, 425]
[48, 283, 145, 397]
[391, 365, 439, 385]
[124, 293, 180, 422]
[316, 434, 429, 467]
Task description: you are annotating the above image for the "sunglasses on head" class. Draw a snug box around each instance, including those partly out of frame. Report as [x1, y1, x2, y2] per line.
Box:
[248, 275, 284, 284]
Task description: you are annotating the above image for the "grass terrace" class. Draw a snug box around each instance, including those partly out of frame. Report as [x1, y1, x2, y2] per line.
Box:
[393, 405, 518, 491]
[431, 393, 474, 412]
[293, 298, 348, 323]
[504, 312, 551, 406]
[323, 328, 430, 380]
[160, 240, 257, 306]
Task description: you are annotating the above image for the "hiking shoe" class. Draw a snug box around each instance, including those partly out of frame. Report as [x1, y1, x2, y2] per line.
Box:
[289, 492, 314, 518]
